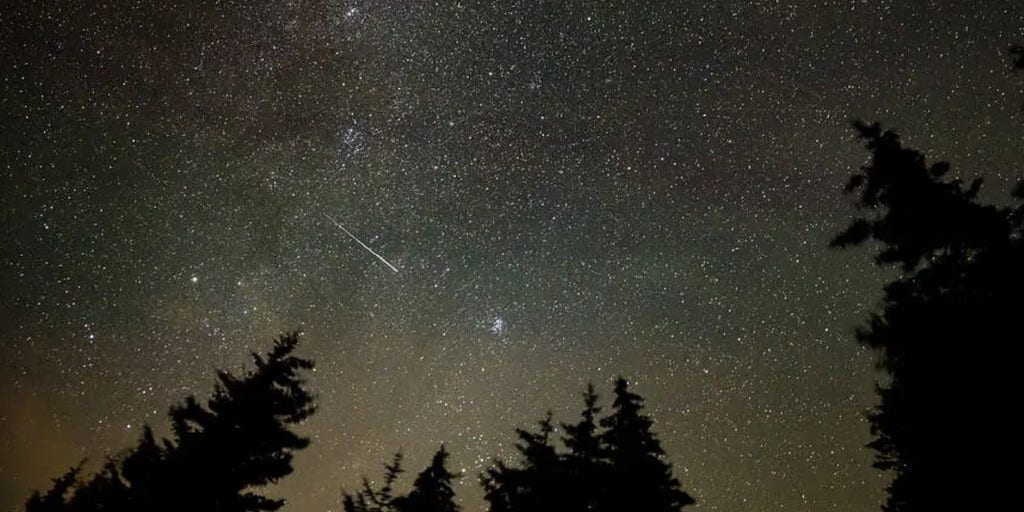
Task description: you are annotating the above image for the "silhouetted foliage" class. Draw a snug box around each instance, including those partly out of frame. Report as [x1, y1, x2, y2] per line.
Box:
[559, 384, 604, 511]
[25, 465, 81, 512]
[394, 446, 461, 512]
[600, 378, 695, 511]
[345, 448, 460, 512]
[482, 413, 566, 512]
[483, 379, 694, 512]
[833, 119, 1024, 511]
[62, 461, 128, 512]
[24, 333, 316, 512]
[343, 452, 405, 512]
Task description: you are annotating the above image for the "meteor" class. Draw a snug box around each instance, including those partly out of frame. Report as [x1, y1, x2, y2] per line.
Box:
[322, 212, 399, 273]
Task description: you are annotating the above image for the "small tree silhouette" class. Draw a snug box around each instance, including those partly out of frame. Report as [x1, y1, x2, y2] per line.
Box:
[482, 412, 566, 512]
[25, 465, 82, 512]
[394, 446, 460, 512]
[346, 447, 460, 512]
[560, 384, 604, 511]
[343, 452, 405, 512]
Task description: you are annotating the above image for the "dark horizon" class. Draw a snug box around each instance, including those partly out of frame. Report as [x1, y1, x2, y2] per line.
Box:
[3, 2, 1023, 511]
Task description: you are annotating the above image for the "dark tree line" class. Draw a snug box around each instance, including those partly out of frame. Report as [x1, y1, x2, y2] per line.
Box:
[831, 48, 1024, 512]
[344, 378, 694, 512]
[25, 335, 693, 512]
[25, 333, 316, 512]
[481, 379, 694, 512]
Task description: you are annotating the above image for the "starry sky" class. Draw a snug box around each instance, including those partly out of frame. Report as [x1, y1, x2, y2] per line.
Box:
[2, 2, 1022, 511]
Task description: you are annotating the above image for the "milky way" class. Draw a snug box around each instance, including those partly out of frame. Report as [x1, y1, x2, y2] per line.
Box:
[2, 2, 1023, 511]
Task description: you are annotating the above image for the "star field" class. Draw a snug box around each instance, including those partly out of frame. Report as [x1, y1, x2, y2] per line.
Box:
[2, 2, 1023, 511]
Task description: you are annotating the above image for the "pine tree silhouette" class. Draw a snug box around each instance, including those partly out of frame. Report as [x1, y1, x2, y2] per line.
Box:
[483, 380, 694, 512]
[832, 119, 1024, 511]
[163, 332, 316, 511]
[23, 332, 316, 512]
[25, 465, 81, 512]
[118, 426, 166, 507]
[600, 378, 695, 512]
[63, 460, 128, 512]
[393, 446, 460, 512]
[343, 452, 404, 512]
[560, 383, 604, 512]
[482, 412, 566, 512]
[562, 384, 602, 463]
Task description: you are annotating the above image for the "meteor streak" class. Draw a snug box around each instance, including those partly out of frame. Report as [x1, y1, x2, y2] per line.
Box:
[323, 212, 399, 273]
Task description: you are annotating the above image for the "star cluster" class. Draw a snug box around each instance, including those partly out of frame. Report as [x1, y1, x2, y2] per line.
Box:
[2, 2, 1022, 511]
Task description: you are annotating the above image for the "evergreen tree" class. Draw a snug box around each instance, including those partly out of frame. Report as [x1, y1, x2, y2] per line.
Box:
[560, 384, 604, 512]
[63, 461, 128, 512]
[481, 412, 565, 512]
[161, 332, 316, 512]
[393, 446, 460, 512]
[832, 120, 1024, 511]
[25, 465, 81, 512]
[24, 332, 316, 512]
[599, 378, 695, 512]
[562, 384, 602, 461]
[483, 380, 694, 512]
[343, 452, 404, 512]
[118, 426, 166, 508]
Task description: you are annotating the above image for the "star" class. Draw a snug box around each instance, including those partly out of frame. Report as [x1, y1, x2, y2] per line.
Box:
[2, 2, 1019, 511]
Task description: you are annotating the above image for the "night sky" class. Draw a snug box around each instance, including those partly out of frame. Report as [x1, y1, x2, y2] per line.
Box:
[2, 2, 1023, 511]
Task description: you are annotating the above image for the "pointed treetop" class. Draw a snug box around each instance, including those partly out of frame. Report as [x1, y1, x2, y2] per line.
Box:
[562, 383, 602, 459]
[394, 445, 461, 512]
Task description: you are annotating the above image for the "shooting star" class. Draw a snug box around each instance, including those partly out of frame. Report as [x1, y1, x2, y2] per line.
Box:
[322, 212, 400, 273]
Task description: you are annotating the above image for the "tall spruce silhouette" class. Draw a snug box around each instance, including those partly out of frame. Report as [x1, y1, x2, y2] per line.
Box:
[483, 380, 694, 512]
[393, 446, 461, 512]
[24, 332, 316, 512]
[599, 378, 695, 512]
[832, 117, 1024, 511]
[560, 384, 604, 512]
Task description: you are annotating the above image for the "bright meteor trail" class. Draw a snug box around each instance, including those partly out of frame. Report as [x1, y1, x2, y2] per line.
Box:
[323, 212, 400, 273]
